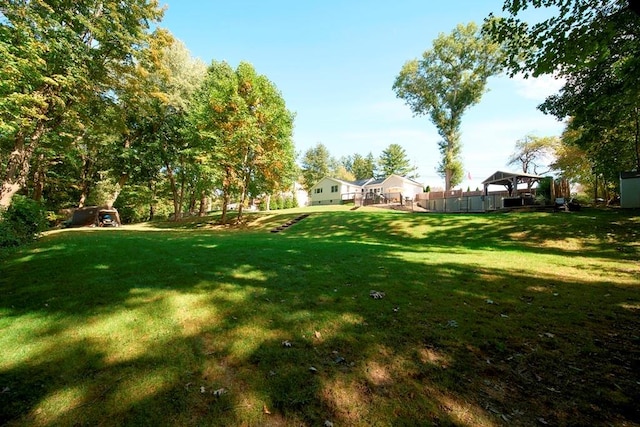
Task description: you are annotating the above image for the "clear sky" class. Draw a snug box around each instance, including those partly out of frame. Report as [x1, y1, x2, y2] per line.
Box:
[158, 0, 565, 190]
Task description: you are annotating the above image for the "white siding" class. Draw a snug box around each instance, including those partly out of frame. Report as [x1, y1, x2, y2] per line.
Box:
[309, 177, 348, 205]
[379, 175, 424, 198]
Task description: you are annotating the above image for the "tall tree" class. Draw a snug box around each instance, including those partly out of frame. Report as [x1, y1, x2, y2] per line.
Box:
[113, 32, 207, 218]
[190, 61, 295, 224]
[357, 153, 377, 180]
[551, 125, 594, 190]
[484, 0, 640, 175]
[393, 22, 503, 190]
[507, 135, 559, 175]
[300, 143, 333, 191]
[344, 153, 376, 180]
[377, 144, 417, 178]
[0, 0, 164, 208]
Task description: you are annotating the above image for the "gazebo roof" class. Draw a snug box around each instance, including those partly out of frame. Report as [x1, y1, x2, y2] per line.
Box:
[482, 170, 543, 186]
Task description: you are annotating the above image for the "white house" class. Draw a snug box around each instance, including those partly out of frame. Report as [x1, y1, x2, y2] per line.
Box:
[309, 177, 365, 205]
[309, 175, 424, 206]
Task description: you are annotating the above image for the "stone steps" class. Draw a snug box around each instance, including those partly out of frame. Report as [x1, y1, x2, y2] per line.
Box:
[270, 214, 310, 233]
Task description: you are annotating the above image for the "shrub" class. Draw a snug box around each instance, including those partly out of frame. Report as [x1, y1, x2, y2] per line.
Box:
[283, 196, 294, 209]
[271, 197, 280, 210]
[0, 195, 48, 247]
[115, 185, 173, 223]
[537, 177, 553, 204]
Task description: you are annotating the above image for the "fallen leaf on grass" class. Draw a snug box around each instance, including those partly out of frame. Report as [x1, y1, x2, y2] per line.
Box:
[445, 320, 458, 328]
[370, 290, 385, 299]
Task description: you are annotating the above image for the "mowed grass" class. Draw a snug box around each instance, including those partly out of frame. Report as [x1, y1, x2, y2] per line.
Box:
[1, 206, 639, 426]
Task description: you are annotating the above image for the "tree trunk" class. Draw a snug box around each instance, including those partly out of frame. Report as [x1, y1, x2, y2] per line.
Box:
[165, 163, 181, 221]
[188, 192, 196, 215]
[198, 190, 206, 216]
[32, 153, 46, 202]
[220, 168, 232, 224]
[445, 168, 453, 191]
[78, 151, 93, 208]
[220, 191, 229, 224]
[634, 106, 640, 171]
[106, 137, 135, 209]
[105, 173, 128, 209]
[148, 181, 156, 221]
[0, 121, 46, 208]
[179, 166, 186, 218]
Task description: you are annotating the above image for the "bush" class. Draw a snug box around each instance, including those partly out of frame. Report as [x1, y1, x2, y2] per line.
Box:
[283, 196, 294, 209]
[271, 197, 280, 210]
[537, 177, 554, 204]
[0, 195, 48, 247]
[115, 185, 173, 223]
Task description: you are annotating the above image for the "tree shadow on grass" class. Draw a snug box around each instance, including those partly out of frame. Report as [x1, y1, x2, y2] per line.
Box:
[1, 211, 639, 425]
[288, 208, 640, 262]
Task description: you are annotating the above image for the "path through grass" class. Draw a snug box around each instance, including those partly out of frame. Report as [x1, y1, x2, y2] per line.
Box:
[1, 207, 639, 426]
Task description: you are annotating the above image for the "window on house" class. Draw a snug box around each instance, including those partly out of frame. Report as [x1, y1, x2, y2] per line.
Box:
[314, 188, 323, 194]
[331, 185, 338, 193]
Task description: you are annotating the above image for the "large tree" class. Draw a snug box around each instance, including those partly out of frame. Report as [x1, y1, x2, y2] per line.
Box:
[377, 144, 417, 179]
[0, 0, 164, 208]
[484, 0, 640, 180]
[551, 125, 594, 190]
[393, 22, 503, 190]
[300, 143, 333, 191]
[351, 153, 377, 180]
[507, 134, 559, 176]
[190, 61, 295, 224]
[113, 31, 207, 218]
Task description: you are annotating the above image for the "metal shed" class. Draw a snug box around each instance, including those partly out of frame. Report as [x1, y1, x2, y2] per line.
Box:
[620, 171, 640, 208]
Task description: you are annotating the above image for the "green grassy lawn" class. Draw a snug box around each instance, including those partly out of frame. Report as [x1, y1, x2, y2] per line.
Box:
[1, 206, 639, 426]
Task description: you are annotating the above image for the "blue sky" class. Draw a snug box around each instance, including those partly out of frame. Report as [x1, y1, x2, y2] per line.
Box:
[159, 0, 565, 190]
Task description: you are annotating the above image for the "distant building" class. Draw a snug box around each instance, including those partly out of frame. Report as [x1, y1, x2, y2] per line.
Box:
[308, 175, 424, 206]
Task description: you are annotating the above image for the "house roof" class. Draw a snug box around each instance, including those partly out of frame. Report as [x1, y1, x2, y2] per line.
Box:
[352, 178, 376, 186]
[310, 176, 352, 188]
[482, 170, 543, 186]
[311, 174, 423, 189]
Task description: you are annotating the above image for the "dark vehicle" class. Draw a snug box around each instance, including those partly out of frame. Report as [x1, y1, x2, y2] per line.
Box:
[98, 210, 119, 227]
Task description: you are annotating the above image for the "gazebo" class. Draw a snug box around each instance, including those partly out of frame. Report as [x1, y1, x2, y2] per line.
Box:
[482, 170, 543, 208]
[482, 170, 543, 196]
